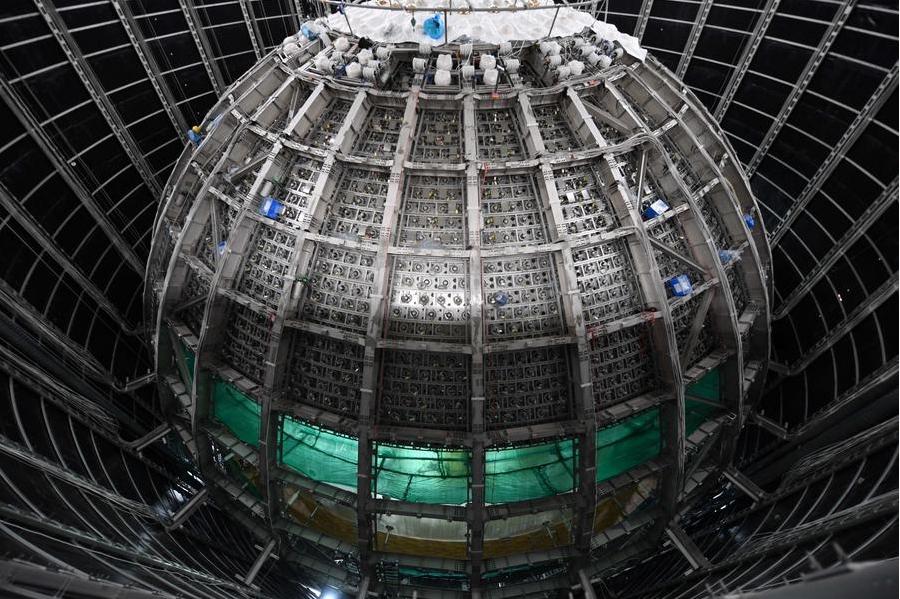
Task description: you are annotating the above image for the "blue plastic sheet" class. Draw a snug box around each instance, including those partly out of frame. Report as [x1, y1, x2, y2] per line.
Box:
[423, 13, 444, 40]
[743, 213, 755, 229]
[260, 197, 284, 219]
[642, 198, 669, 219]
[668, 274, 692, 297]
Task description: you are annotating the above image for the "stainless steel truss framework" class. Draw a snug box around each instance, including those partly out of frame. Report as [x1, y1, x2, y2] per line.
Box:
[744, 0, 857, 176]
[147, 21, 770, 599]
[0, 1, 893, 597]
[110, 0, 187, 138]
[0, 74, 145, 275]
[769, 63, 899, 245]
[32, 0, 163, 198]
[675, 0, 713, 81]
[712, 0, 781, 122]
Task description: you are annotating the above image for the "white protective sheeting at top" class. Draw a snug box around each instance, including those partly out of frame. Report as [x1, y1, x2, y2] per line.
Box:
[323, 0, 647, 61]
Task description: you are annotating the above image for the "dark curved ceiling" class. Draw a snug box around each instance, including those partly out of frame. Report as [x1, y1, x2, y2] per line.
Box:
[0, 1, 896, 598]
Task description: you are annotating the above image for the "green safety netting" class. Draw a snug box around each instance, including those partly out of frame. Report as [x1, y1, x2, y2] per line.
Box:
[225, 457, 262, 498]
[180, 341, 195, 382]
[178, 340, 196, 383]
[482, 564, 532, 580]
[375, 445, 470, 504]
[485, 439, 575, 503]
[686, 368, 719, 437]
[210, 369, 721, 501]
[596, 407, 660, 482]
[281, 416, 358, 488]
[400, 567, 467, 581]
[213, 380, 261, 446]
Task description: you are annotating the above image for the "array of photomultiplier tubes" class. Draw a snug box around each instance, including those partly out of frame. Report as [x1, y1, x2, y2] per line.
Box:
[161, 25, 764, 435]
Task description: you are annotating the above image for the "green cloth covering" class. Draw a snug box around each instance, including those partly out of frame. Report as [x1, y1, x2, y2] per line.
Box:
[485, 439, 575, 503]
[596, 407, 661, 482]
[281, 416, 359, 489]
[212, 379, 260, 446]
[208, 369, 723, 501]
[685, 368, 719, 437]
[375, 444, 470, 504]
[179, 341, 195, 382]
[400, 567, 468, 580]
[225, 458, 262, 498]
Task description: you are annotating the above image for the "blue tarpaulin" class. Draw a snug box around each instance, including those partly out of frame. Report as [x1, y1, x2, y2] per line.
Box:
[423, 14, 444, 40]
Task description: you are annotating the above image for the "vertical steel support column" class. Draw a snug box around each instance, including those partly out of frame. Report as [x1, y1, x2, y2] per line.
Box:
[462, 95, 485, 594]
[634, 0, 655, 41]
[238, 0, 265, 61]
[111, 0, 187, 138]
[179, 0, 226, 95]
[357, 576, 370, 599]
[676, 0, 713, 80]
[578, 569, 597, 599]
[358, 88, 419, 579]
[530, 89, 597, 565]
[630, 62, 772, 443]
[745, 0, 856, 175]
[620, 68, 752, 495]
[600, 82, 686, 532]
[713, 0, 781, 121]
[290, 0, 304, 31]
[32, 0, 163, 197]
[260, 87, 362, 530]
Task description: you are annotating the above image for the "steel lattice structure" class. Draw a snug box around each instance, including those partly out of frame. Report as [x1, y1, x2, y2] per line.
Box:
[147, 5, 771, 595]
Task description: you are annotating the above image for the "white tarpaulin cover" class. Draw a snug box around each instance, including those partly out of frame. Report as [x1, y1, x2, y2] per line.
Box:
[323, 0, 647, 61]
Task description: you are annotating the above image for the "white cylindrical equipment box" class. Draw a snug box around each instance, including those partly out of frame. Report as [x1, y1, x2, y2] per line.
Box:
[345, 62, 362, 79]
[436, 54, 452, 71]
[315, 55, 333, 72]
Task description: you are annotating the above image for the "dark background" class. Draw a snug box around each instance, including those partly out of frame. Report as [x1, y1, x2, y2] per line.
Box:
[0, 2, 895, 598]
